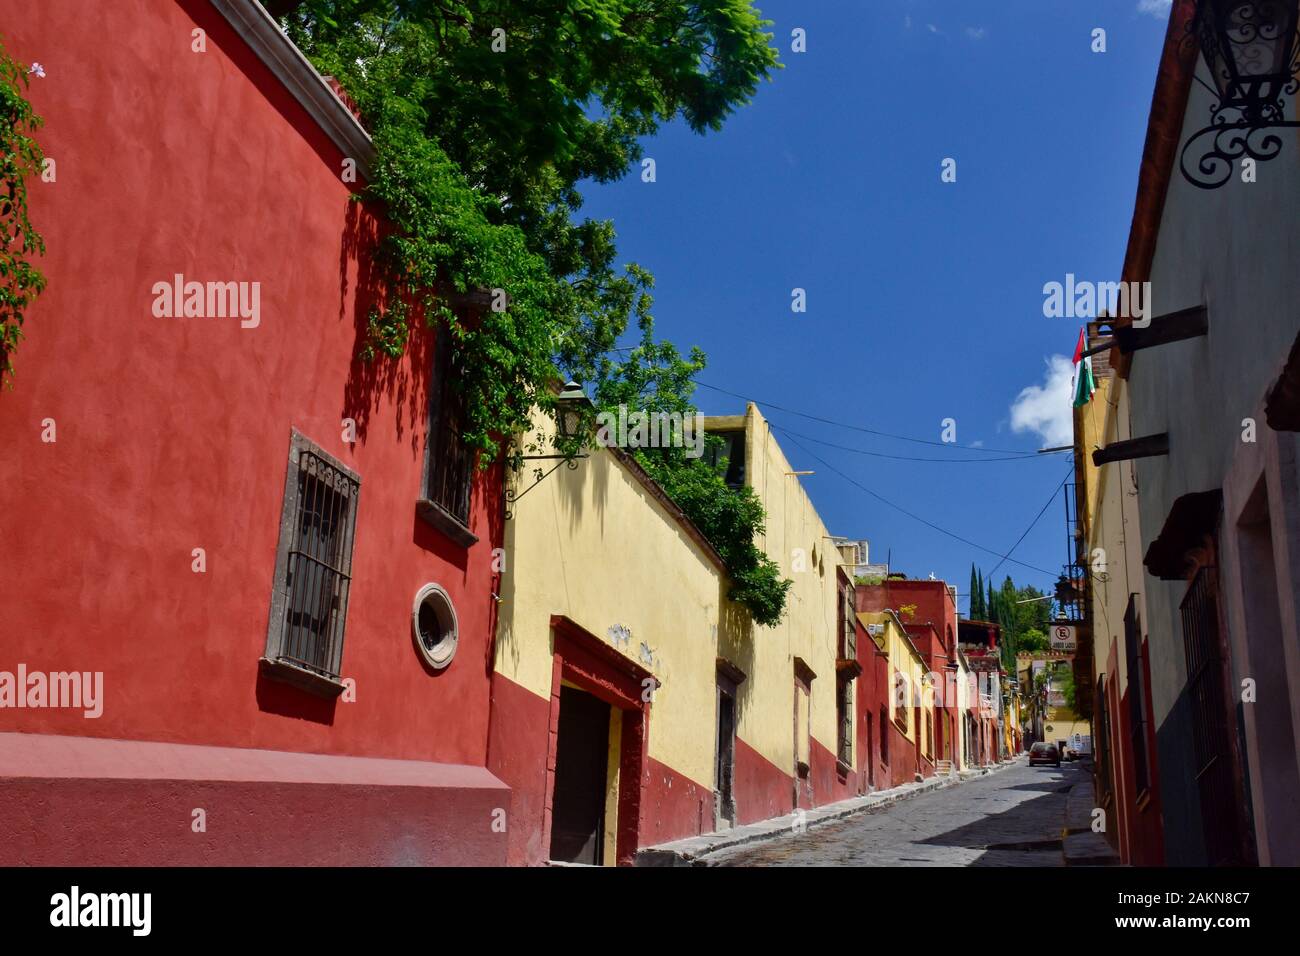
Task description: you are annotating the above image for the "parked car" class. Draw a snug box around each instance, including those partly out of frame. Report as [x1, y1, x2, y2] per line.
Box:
[1028, 742, 1061, 767]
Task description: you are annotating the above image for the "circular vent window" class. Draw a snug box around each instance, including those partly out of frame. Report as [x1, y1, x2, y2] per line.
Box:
[413, 583, 458, 670]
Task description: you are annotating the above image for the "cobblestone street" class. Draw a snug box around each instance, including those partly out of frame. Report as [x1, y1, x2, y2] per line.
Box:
[712, 758, 1088, 867]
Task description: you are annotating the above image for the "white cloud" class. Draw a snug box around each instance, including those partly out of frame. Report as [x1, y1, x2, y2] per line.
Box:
[966, 27, 987, 40]
[1010, 355, 1075, 448]
[1138, 0, 1173, 17]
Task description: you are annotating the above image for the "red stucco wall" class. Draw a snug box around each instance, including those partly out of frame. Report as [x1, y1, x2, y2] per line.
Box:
[487, 673, 552, 866]
[0, 732, 509, 865]
[733, 736, 793, 825]
[0, 1, 502, 767]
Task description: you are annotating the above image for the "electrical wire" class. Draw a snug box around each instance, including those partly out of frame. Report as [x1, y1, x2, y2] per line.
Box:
[695, 379, 1045, 455]
[985, 468, 1074, 580]
[771, 423, 1069, 464]
[776, 428, 1065, 580]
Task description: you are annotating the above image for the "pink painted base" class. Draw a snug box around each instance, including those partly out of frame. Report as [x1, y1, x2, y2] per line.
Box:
[0, 733, 509, 866]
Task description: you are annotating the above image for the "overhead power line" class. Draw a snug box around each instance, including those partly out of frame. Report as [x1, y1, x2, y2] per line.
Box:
[984, 469, 1074, 580]
[773, 424, 1069, 464]
[776, 428, 1064, 580]
[695, 380, 1044, 455]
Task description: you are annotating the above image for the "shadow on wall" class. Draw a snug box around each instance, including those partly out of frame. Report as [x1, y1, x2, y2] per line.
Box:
[717, 585, 756, 722]
[255, 673, 339, 727]
[338, 197, 431, 454]
[554, 440, 609, 547]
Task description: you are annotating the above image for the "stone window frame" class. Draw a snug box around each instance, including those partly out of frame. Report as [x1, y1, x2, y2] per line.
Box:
[260, 428, 361, 698]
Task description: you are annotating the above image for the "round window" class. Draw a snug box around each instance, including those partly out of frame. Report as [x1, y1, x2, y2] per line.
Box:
[412, 583, 458, 670]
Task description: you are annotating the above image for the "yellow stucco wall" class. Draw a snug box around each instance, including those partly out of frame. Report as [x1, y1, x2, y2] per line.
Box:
[709, 404, 846, 776]
[1042, 718, 1091, 746]
[860, 610, 925, 742]
[1080, 371, 1147, 702]
[495, 412, 728, 795]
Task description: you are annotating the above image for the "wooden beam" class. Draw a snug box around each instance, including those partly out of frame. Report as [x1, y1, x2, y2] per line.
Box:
[1113, 305, 1208, 355]
[1092, 433, 1169, 466]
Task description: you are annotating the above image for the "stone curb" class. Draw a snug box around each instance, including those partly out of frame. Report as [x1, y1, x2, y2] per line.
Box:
[1062, 774, 1120, 867]
[636, 758, 1021, 866]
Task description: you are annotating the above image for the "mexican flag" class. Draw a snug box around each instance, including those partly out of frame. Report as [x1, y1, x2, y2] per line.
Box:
[1071, 327, 1096, 408]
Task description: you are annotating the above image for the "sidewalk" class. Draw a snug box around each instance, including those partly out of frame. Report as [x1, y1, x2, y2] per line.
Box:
[636, 759, 1020, 866]
[1060, 760, 1121, 866]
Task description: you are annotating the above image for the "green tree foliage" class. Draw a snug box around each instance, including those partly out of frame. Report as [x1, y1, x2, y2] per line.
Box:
[1019, 627, 1049, 653]
[968, 564, 981, 619]
[1055, 660, 1076, 711]
[277, 1, 779, 457]
[592, 314, 791, 626]
[970, 569, 1053, 667]
[0, 39, 45, 387]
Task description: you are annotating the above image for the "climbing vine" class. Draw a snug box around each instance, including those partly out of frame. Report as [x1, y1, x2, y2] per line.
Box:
[280, 2, 785, 621]
[281, 2, 778, 462]
[0, 38, 46, 388]
[593, 316, 792, 627]
[359, 107, 579, 461]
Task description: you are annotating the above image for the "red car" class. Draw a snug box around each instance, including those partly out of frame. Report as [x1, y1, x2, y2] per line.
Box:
[1028, 742, 1061, 767]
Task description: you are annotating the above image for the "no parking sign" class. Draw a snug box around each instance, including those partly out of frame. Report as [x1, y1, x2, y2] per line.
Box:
[1050, 624, 1077, 652]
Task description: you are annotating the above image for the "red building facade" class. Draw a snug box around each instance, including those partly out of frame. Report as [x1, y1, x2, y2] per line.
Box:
[0, 0, 508, 865]
[858, 578, 964, 772]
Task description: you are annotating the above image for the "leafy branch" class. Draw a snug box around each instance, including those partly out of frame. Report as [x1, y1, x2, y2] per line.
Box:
[0, 38, 46, 388]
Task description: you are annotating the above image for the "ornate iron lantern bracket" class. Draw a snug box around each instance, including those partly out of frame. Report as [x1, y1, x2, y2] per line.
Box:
[1180, 0, 1300, 189]
[504, 380, 593, 520]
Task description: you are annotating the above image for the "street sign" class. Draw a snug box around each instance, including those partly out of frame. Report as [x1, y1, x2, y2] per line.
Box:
[1050, 623, 1077, 652]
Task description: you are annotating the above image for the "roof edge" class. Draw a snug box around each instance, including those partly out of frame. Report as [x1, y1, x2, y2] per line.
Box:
[1112, 0, 1199, 378]
[210, 0, 375, 180]
[609, 446, 731, 578]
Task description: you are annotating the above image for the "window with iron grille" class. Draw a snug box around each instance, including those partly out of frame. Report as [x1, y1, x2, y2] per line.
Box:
[838, 583, 857, 661]
[893, 672, 910, 731]
[1180, 565, 1244, 865]
[1095, 676, 1113, 807]
[261, 430, 360, 696]
[1123, 595, 1151, 796]
[419, 329, 474, 538]
[836, 677, 853, 765]
[880, 706, 889, 764]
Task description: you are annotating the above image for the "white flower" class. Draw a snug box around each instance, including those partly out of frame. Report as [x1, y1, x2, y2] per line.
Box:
[28, 62, 45, 78]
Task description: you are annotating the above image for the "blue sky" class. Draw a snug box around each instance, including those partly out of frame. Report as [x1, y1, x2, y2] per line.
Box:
[580, 0, 1173, 609]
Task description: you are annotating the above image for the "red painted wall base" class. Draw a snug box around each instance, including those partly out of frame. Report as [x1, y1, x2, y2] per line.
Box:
[0, 733, 509, 866]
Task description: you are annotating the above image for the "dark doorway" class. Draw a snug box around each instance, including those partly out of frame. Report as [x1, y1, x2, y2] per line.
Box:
[550, 685, 610, 865]
[716, 685, 737, 827]
[866, 712, 875, 788]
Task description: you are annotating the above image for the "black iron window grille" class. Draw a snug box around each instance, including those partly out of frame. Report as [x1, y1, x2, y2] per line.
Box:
[262, 431, 360, 695]
[1123, 595, 1152, 796]
[836, 678, 853, 765]
[838, 584, 857, 660]
[423, 329, 474, 528]
[1095, 676, 1114, 807]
